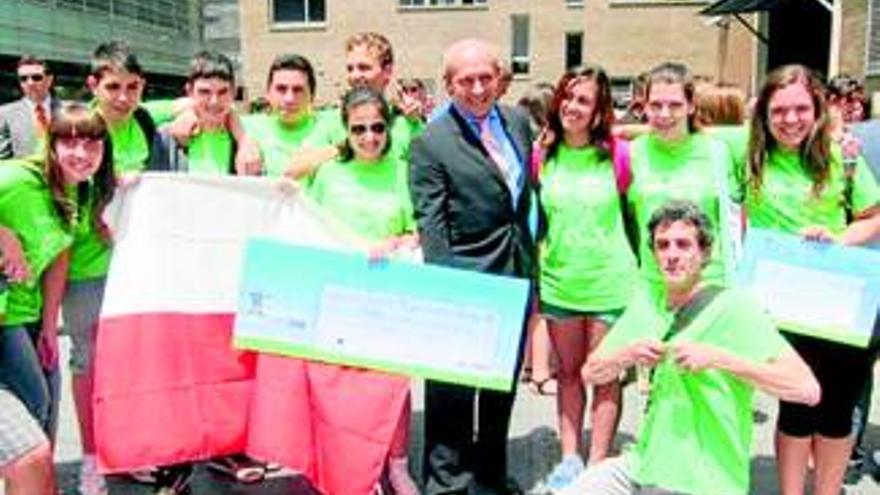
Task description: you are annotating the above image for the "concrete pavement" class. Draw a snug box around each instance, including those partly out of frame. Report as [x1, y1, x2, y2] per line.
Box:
[3, 337, 880, 494]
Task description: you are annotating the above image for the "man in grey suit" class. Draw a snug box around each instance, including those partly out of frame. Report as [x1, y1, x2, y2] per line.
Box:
[0, 56, 57, 159]
[410, 38, 534, 495]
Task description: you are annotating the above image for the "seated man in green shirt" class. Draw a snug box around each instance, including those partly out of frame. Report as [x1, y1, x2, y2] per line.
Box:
[563, 200, 821, 495]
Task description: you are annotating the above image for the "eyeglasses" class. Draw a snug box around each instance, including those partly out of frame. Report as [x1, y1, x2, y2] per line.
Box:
[349, 122, 387, 136]
[18, 73, 46, 83]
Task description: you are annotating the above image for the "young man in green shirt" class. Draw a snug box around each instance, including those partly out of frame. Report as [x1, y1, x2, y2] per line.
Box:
[563, 200, 820, 495]
[156, 51, 240, 175]
[305, 32, 424, 168]
[243, 53, 329, 178]
[88, 41, 259, 177]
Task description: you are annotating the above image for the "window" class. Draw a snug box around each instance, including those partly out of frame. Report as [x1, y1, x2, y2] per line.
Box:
[273, 0, 325, 24]
[511, 14, 530, 75]
[84, 0, 111, 13]
[57, 0, 84, 10]
[869, 0, 880, 75]
[399, 0, 486, 7]
[565, 32, 583, 70]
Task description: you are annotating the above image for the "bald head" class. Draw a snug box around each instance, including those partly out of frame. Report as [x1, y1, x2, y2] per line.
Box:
[443, 39, 499, 81]
[443, 39, 502, 118]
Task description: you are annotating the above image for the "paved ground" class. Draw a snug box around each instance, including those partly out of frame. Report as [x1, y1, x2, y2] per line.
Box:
[3, 338, 880, 494]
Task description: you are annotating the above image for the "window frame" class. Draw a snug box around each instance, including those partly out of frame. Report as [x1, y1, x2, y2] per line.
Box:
[867, 0, 880, 75]
[564, 31, 584, 70]
[270, 0, 327, 29]
[510, 13, 531, 76]
[398, 0, 488, 11]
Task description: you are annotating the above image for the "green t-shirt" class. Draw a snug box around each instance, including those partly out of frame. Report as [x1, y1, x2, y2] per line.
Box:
[67, 188, 111, 282]
[73, 100, 176, 280]
[538, 144, 638, 311]
[744, 146, 880, 236]
[600, 288, 787, 495]
[0, 160, 72, 325]
[107, 115, 150, 175]
[103, 100, 174, 175]
[704, 125, 749, 201]
[307, 155, 415, 242]
[185, 130, 234, 176]
[628, 133, 736, 298]
[243, 112, 319, 177]
[307, 107, 424, 163]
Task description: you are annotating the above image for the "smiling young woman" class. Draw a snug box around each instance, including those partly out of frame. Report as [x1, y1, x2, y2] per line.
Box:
[0, 103, 114, 495]
[745, 64, 880, 495]
[625, 62, 739, 302]
[532, 64, 638, 492]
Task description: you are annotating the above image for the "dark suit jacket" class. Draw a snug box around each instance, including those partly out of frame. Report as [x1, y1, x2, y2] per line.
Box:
[409, 103, 535, 278]
[0, 97, 59, 159]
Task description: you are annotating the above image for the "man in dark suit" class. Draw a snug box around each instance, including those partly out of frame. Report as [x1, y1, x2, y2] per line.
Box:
[0, 56, 57, 159]
[409, 38, 534, 495]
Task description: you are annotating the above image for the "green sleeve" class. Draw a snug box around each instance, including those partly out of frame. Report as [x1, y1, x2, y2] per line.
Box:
[142, 100, 177, 126]
[0, 163, 71, 280]
[852, 155, 880, 215]
[305, 164, 327, 203]
[0, 163, 72, 324]
[408, 116, 426, 138]
[713, 291, 787, 364]
[304, 109, 346, 149]
[0, 290, 7, 321]
[596, 283, 667, 358]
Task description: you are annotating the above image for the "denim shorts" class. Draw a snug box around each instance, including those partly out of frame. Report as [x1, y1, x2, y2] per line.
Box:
[0, 324, 59, 437]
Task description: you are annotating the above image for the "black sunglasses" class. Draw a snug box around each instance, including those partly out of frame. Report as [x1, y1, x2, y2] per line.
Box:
[18, 73, 46, 83]
[349, 122, 387, 136]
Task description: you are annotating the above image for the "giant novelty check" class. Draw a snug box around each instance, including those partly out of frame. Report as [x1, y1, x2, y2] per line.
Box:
[739, 228, 880, 347]
[233, 239, 531, 390]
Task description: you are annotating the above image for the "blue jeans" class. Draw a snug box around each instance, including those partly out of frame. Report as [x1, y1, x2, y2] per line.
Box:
[0, 324, 61, 439]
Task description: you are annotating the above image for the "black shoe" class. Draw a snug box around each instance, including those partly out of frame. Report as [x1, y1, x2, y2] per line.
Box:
[503, 477, 523, 495]
[206, 454, 266, 484]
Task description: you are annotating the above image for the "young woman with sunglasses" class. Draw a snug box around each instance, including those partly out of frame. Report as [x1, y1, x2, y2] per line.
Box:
[307, 87, 418, 495]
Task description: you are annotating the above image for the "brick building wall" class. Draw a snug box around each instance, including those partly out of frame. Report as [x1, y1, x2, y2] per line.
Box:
[239, 0, 758, 105]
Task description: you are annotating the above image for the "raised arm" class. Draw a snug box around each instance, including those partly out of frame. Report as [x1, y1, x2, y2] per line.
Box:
[671, 342, 821, 406]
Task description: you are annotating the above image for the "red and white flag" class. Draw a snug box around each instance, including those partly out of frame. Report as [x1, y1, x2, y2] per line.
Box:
[94, 174, 409, 494]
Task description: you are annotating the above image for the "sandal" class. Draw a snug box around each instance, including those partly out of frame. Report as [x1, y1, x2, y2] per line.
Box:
[206, 454, 267, 484]
[520, 366, 533, 383]
[527, 376, 557, 396]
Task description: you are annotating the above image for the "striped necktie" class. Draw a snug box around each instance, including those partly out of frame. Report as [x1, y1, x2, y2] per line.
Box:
[479, 117, 512, 186]
[34, 104, 49, 136]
